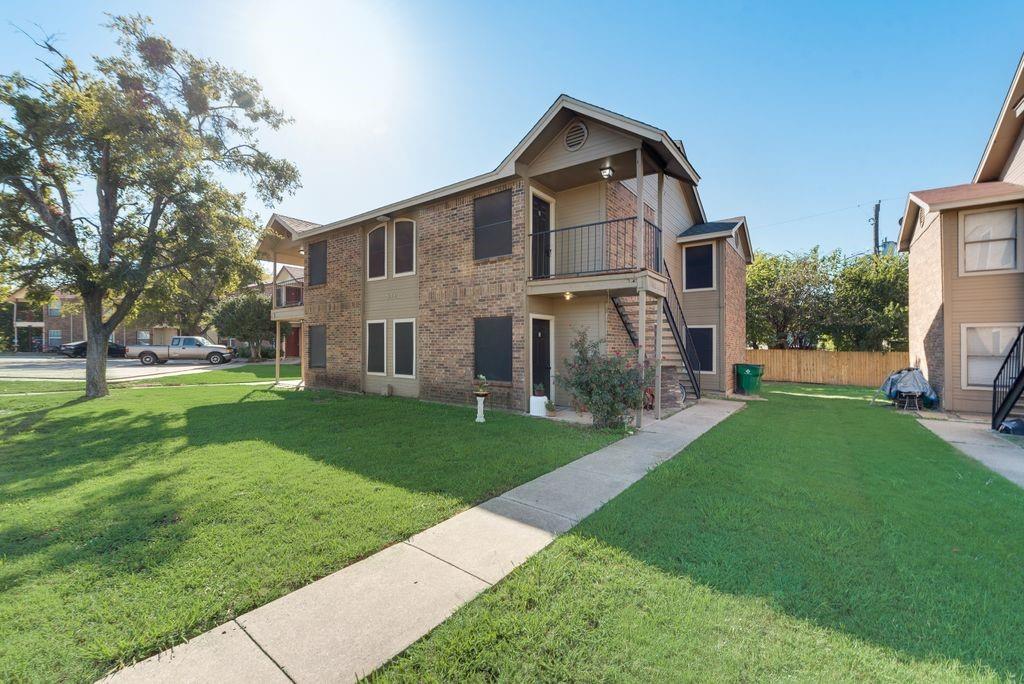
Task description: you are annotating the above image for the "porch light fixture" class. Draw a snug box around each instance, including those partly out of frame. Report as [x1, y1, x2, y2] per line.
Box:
[563, 291, 575, 301]
[599, 166, 614, 179]
[375, 215, 390, 223]
[298, 248, 305, 255]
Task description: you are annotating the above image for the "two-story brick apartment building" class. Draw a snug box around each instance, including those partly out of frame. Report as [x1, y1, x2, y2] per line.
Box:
[259, 96, 752, 417]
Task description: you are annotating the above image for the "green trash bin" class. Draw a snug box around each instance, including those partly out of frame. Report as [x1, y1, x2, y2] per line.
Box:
[735, 363, 764, 395]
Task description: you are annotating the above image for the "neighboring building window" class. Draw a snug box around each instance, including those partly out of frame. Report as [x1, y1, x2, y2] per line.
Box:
[47, 300, 61, 316]
[684, 243, 715, 290]
[367, 225, 387, 280]
[393, 319, 416, 378]
[308, 240, 327, 285]
[474, 190, 513, 260]
[393, 220, 416, 276]
[960, 207, 1022, 274]
[962, 324, 1021, 389]
[309, 324, 326, 368]
[137, 330, 151, 344]
[688, 326, 716, 374]
[474, 316, 513, 382]
[48, 329, 62, 346]
[366, 320, 386, 375]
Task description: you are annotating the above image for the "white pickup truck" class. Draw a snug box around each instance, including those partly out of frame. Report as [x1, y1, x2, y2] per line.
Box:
[125, 336, 234, 366]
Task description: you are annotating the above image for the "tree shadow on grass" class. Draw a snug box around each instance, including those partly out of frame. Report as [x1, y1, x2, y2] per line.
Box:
[580, 394, 1024, 678]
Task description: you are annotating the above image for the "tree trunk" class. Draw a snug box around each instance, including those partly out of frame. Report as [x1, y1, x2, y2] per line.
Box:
[83, 293, 110, 398]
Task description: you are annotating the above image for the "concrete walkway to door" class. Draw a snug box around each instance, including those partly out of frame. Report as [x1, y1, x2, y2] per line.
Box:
[103, 399, 743, 684]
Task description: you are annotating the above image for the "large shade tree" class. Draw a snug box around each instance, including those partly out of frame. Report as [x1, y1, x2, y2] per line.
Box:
[0, 15, 299, 396]
[830, 253, 909, 351]
[746, 248, 840, 349]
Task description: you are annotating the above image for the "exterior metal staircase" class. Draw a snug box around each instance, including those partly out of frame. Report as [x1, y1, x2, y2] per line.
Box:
[992, 326, 1024, 429]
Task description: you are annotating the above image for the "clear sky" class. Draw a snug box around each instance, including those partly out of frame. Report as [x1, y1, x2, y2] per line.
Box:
[3, 0, 1023, 255]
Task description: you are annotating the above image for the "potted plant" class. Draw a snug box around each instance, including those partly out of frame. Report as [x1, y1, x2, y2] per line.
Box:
[533, 383, 546, 397]
[473, 374, 489, 423]
[545, 399, 557, 417]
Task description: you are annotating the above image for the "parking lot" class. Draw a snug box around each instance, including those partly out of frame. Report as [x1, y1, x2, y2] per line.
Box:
[0, 354, 242, 382]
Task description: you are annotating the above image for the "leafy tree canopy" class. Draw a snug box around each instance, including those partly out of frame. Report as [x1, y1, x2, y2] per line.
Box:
[211, 290, 283, 360]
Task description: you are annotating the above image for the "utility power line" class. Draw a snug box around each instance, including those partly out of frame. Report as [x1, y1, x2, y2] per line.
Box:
[757, 197, 902, 230]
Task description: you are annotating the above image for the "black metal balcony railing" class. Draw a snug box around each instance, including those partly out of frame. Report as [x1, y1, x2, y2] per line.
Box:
[992, 326, 1024, 429]
[530, 217, 661, 279]
[14, 308, 43, 323]
[275, 290, 303, 308]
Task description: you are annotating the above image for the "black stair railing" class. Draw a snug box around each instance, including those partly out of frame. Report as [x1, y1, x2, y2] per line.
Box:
[992, 326, 1024, 429]
[663, 263, 701, 400]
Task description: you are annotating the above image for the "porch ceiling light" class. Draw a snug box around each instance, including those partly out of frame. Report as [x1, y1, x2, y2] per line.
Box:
[298, 248, 305, 255]
[563, 291, 575, 301]
[600, 166, 614, 179]
[375, 215, 390, 223]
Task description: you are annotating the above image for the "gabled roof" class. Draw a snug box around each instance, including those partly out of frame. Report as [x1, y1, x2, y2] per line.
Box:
[975, 52, 1024, 183]
[899, 181, 1024, 250]
[272, 214, 320, 235]
[676, 217, 753, 264]
[276, 95, 706, 242]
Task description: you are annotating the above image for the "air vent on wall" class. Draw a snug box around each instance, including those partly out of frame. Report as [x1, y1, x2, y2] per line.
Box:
[563, 120, 589, 151]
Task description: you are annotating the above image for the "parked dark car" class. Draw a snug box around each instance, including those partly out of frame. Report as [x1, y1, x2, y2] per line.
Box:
[59, 341, 127, 358]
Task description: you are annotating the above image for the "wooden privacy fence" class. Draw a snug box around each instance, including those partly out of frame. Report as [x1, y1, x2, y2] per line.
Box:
[744, 349, 910, 387]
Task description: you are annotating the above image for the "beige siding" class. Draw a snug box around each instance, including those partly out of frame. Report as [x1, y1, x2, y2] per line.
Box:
[363, 222, 420, 397]
[1000, 127, 1024, 184]
[527, 294, 613, 406]
[553, 182, 604, 228]
[907, 209, 944, 397]
[549, 182, 605, 275]
[941, 205, 1024, 413]
[529, 119, 638, 177]
[679, 239, 725, 391]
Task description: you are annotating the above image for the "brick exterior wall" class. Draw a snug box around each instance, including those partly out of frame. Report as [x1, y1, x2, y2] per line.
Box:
[13, 297, 162, 351]
[304, 229, 363, 391]
[417, 180, 527, 409]
[907, 210, 944, 401]
[722, 241, 748, 393]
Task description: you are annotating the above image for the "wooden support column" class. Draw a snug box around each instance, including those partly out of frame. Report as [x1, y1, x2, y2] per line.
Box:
[637, 287, 647, 428]
[274, 319, 281, 382]
[655, 296, 663, 420]
[635, 147, 644, 269]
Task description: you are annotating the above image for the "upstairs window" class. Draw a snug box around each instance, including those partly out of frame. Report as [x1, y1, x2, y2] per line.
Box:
[137, 330, 151, 344]
[960, 207, 1022, 275]
[684, 243, 715, 290]
[367, 225, 387, 280]
[47, 300, 61, 316]
[474, 190, 513, 260]
[308, 240, 327, 285]
[474, 316, 513, 382]
[394, 220, 416, 276]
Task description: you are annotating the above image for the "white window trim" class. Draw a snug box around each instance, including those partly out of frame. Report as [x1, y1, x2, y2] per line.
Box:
[392, 318, 416, 379]
[529, 313, 556, 398]
[682, 240, 717, 292]
[960, 322, 1023, 391]
[47, 329, 62, 342]
[391, 219, 417, 278]
[958, 205, 1024, 277]
[528, 186, 557, 278]
[689, 324, 717, 375]
[367, 224, 388, 282]
[366, 319, 387, 376]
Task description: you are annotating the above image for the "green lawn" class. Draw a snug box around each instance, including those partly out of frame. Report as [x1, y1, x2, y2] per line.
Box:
[0, 379, 84, 394]
[0, 385, 617, 682]
[377, 383, 1024, 681]
[120, 361, 301, 386]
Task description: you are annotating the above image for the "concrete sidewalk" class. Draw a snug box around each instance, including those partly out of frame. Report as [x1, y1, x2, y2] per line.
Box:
[104, 399, 742, 684]
[919, 418, 1024, 487]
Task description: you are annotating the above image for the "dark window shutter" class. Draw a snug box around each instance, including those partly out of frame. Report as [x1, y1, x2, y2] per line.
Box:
[474, 190, 513, 260]
[684, 244, 714, 289]
[367, 322, 386, 373]
[474, 316, 513, 382]
[309, 325, 326, 368]
[688, 327, 714, 373]
[368, 227, 386, 279]
[394, 221, 415, 274]
[308, 241, 327, 285]
[394, 321, 415, 376]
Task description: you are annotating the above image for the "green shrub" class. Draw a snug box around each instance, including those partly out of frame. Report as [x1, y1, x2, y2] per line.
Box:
[557, 330, 651, 429]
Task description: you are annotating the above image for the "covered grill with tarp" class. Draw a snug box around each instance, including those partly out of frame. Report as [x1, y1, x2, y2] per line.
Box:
[874, 367, 938, 409]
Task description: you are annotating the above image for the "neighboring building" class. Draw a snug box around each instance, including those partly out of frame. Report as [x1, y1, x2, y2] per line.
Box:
[259, 95, 752, 415]
[6, 289, 177, 352]
[899, 53, 1024, 420]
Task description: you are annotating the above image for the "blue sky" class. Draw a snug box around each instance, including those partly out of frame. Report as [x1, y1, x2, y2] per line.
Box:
[3, 0, 1023, 255]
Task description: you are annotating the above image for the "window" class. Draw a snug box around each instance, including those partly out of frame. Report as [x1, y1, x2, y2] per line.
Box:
[137, 330, 151, 344]
[47, 300, 61, 316]
[309, 324, 326, 368]
[687, 326, 716, 375]
[474, 190, 513, 260]
[171, 337, 181, 347]
[393, 319, 416, 378]
[367, 225, 387, 280]
[960, 207, 1022, 274]
[474, 316, 513, 382]
[308, 240, 327, 285]
[684, 243, 715, 290]
[962, 324, 1021, 389]
[394, 220, 416, 276]
[366, 320, 386, 375]
[47, 329, 61, 346]
[182, 337, 198, 347]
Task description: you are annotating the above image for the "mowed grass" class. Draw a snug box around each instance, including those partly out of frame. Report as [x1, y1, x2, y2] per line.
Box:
[377, 383, 1024, 681]
[0, 386, 617, 682]
[121, 361, 301, 386]
[0, 379, 84, 394]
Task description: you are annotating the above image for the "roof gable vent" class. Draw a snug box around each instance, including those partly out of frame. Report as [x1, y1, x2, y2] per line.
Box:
[563, 120, 589, 151]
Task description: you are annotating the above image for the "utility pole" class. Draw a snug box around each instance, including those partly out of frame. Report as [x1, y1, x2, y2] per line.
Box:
[871, 200, 880, 255]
